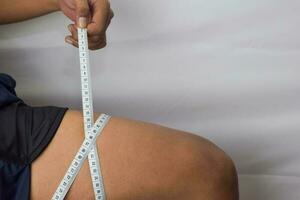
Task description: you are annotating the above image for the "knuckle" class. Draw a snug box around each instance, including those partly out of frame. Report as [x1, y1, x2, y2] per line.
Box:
[89, 36, 100, 42]
[89, 46, 98, 50]
[99, 41, 107, 48]
[101, 41, 107, 47]
[92, 28, 103, 35]
[89, 42, 106, 50]
[110, 9, 114, 19]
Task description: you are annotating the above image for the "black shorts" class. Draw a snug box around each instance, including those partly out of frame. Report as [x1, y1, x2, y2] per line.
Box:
[0, 101, 68, 200]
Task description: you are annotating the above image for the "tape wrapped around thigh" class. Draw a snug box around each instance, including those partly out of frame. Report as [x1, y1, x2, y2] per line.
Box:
[52, 28, 108, 200]
[52, 114, 110, 200]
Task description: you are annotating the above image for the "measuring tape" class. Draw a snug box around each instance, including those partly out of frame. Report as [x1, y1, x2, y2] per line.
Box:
[51, 28, 109, 200]
[78, 27, 107, 200]
[52, 114, 110, 200]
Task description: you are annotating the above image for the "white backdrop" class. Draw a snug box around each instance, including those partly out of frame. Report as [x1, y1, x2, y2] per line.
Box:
[1, 0, 300, 199]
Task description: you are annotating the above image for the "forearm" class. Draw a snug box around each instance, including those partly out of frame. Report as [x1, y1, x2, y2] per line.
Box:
[0, 0, 60, 24]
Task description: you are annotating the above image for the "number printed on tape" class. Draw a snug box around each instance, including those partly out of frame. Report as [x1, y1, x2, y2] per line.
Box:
[51, 28, 108, 200]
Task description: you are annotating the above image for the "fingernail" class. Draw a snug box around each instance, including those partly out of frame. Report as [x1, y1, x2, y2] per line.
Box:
[78, 17, 87, 28]
[65, 38, 73, 45]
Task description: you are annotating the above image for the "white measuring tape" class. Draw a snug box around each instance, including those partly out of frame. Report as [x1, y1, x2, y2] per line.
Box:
[51, 114, 110, 200]
[52, 28, 109, 200]
[77, 27, 107, 200]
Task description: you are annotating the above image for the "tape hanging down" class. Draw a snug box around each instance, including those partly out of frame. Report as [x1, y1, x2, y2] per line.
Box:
[51, 28, 109, 200]
[78, 27, 107, 200]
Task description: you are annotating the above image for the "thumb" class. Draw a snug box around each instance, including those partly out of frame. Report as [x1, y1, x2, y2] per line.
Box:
[76, 0, 90, 28]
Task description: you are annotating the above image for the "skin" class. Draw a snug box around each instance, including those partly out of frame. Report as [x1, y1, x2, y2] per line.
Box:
[0, 0, 239, 199]
[31, 110, 239, 200]
[58, 0, 114, 49]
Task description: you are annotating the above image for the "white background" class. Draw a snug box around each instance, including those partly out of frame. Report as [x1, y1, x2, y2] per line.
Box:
[1, 0, 300, 199]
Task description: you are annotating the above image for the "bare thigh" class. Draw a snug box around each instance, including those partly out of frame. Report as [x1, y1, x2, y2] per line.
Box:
[30, 110, 205, 200]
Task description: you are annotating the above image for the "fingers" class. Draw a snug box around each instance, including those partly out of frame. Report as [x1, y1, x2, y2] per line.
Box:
[86, 0, 113, 49]
[89, 34, 107, 50]
[66, 0, 113, 50]
[87, 0, 110, 35]
[75, 0, 90, 28]
[65, 35, 78, 48]
[65, 35, 106, 50]
[65, 24, 107, 50]
[68, 24, 104, 42]
[68, 24, 78, 41]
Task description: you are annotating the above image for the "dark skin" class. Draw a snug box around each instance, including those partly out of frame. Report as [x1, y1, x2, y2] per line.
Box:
[59, 0, 114, 49]
[0, 0, 113, 50]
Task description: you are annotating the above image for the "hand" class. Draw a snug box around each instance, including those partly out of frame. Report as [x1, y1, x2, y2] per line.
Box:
[58, 0, 114, 50]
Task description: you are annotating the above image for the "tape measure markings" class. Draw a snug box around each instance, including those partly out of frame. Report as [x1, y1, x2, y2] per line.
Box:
[51, 27, 108, 200]
[52, 114, 111, 200]
[78, 27, 106, 200]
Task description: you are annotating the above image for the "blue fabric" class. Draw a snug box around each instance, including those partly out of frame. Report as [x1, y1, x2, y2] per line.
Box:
[0, 160, 30, 200]
[0, 73, 22, 108]
[0, 73, 68, 200]
[0, 73, 29, 200]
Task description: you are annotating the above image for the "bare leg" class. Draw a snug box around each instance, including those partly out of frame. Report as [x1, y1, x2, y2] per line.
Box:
[31, 110, 238, 200]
